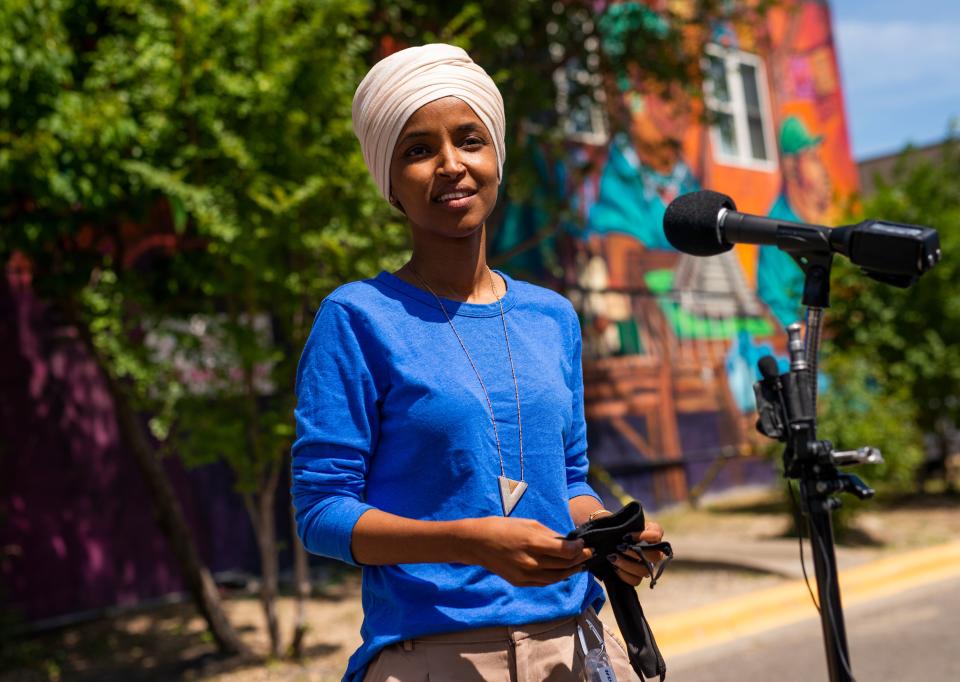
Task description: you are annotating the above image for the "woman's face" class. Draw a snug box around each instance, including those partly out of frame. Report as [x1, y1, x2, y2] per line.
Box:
[389, 96, 499, 239]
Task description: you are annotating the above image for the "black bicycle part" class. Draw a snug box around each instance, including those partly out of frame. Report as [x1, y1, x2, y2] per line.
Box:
[752, 254, 868, 682]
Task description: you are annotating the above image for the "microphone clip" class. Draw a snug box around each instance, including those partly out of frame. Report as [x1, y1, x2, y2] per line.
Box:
[788, 249, 833, 310]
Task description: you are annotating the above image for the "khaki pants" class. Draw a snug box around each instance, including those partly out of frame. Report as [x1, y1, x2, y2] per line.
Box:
[362, 607, 640, 682]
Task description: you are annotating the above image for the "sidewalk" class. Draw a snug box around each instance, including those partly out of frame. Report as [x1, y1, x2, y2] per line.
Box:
[592, 488, 960, 661]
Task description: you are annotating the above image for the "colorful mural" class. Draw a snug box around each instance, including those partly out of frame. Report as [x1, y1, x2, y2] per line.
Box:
[493, 0, 859, 505]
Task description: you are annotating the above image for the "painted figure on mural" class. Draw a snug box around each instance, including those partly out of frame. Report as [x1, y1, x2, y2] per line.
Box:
[573, 236, 622, 358]
[758, 115, 832, 327]
[584, 4, 699, 249]
[571, 76, 699, 358]
[586, 77, 699, 250]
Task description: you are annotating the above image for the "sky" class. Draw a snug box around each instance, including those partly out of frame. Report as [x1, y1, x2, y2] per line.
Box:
[831, 0, 960, 160]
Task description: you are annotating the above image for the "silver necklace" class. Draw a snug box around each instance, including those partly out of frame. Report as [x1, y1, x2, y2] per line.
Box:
[408, 265, 527, 516]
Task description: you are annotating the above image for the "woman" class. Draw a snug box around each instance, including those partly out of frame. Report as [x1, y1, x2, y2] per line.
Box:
[292, 43, 664, 682]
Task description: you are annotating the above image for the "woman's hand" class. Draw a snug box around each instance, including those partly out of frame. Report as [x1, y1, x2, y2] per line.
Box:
[462, 516, 594, 587]
[607, 520, 665, 587]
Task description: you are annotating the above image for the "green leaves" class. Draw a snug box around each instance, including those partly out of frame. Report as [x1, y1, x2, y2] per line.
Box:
[1, 0, 408, 488]
[823, 135, 960, 487]
[3, 0, 735, 493]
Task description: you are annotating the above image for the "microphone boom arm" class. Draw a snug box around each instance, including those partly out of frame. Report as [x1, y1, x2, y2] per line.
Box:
[719, 207, 833, 255]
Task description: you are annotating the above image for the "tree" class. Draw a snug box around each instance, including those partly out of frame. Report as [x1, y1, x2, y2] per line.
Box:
[1, 0, 406, 658]
[0, 0, 249, 656]
[822, 134, 960, 492]
[111, 0, 409, 655]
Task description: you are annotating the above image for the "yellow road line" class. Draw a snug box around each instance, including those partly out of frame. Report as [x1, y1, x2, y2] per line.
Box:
[655, 540, 960, 658]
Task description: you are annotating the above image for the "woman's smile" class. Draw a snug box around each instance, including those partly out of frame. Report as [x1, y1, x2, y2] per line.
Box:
[433, 185, 478, 209]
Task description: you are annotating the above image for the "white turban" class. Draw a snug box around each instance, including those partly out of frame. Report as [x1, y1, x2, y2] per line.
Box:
[351, 43, 506, 202]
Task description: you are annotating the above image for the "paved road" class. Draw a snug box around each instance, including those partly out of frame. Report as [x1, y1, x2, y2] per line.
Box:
[665, 575, 960, 681]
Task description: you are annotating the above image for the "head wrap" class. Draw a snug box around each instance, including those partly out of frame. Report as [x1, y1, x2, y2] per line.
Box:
[351, 43, 506, 202]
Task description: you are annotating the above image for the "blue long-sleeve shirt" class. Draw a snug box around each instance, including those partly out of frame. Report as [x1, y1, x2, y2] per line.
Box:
[291, 269, 606, 682]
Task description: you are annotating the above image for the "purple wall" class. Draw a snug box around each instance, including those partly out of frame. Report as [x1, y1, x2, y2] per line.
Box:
[0, 273, 271, 624]
[677, 412, 778, 493]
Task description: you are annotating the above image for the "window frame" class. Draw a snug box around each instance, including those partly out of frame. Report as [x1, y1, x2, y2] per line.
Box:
[703, 43, 778, 171]
[553, 57, 610, 146]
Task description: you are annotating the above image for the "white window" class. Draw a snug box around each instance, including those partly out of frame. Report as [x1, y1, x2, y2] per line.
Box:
[548, 14, 610, 150]
[553, 57, 609, 146]
[703, 44, 777, 170]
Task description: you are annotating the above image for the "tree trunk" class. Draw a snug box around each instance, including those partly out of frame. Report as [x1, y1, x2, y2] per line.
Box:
[244, 463, 281, 659]
[288, 488, 311, 658]
[274, 293, 311, 658]
[71, 310, 251, 658]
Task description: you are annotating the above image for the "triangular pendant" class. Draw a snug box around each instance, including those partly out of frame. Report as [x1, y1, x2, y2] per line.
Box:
[498, 476, 528, 516]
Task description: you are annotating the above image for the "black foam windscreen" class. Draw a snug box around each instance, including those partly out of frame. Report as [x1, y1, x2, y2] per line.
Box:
[663, 190, 737, 256]
[758, 355, 781, 381]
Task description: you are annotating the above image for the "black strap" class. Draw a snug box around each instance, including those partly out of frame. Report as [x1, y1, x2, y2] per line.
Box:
[623, 540, 674, 589]
[566, 501, 672, 681]
[605, 576, 667, 681]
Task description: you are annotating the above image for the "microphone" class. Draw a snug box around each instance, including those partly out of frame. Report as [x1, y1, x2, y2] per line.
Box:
[663, 190, 941, 287]
[757, 355, 781, 381]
